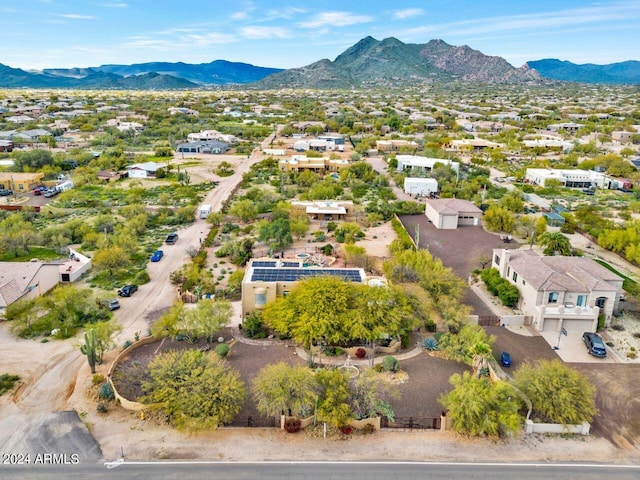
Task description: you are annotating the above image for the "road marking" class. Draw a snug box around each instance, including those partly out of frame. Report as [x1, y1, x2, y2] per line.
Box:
[104, 459, 640, 469]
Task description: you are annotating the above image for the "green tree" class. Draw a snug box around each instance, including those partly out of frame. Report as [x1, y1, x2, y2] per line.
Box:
[315, 369, 352, 427]
[539, 231, 571, 256]
[262, 277, 416, 348]
[499, 190, 524, 213]
[290, 217, 310, 240]
[143, 350, 246, 431]
[438, 324, 495, 365]
[258, 217, 292, 250]
[92, 320, 122, 365]
[207, 212, 224, 227]
[92, 245, 130, 276]
[252, 362, 318, 418]
[229, 199, 258, 223]
[484, 206, 515, 233]
[350, 370, 396, 421]
[440, 371, 521, 437]
[513, 360, 596, 425]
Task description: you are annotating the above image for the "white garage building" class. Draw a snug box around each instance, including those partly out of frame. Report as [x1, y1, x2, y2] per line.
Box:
[404, 177, 438, 196]
[425, 198, 483, 229]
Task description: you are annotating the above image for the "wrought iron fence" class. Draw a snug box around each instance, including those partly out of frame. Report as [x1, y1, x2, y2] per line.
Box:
[381, 416, 441, 430]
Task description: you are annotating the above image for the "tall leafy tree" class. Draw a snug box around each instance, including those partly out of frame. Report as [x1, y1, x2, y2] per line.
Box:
[440, 371, 521, 437]
[513, 360, 596, 425]
[315, 369, 352, 427]
[142, 350, 246, 431]
[252, 363, 318, 418]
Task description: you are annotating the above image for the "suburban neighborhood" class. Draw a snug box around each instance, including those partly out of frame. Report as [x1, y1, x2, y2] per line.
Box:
[0, 80, 639, 470]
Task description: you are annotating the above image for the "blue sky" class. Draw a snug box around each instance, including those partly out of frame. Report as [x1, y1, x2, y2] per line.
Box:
[1, 0, 639, 70]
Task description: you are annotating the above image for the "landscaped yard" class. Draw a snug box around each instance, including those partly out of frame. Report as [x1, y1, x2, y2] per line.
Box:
[110, 328, 470, 427]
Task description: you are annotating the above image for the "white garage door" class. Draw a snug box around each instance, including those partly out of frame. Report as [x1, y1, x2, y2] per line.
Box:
[542, 318, 559, 332]
[563, 319, 596, 334]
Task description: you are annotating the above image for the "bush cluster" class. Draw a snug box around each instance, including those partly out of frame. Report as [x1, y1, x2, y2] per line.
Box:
[480, 268, 520, 307]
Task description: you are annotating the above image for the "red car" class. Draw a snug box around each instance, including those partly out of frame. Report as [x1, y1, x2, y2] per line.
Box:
[33, 186, 46, 195]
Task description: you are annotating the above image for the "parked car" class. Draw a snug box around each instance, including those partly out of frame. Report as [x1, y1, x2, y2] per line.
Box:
[117, 284, 138, 297]
[100, 298, 120, 311]
[33, 186, 47, 195]
[43, 188, 58, 198]
[0, 189, 12, 196]
[500, 351, 512, 368]
[150, 250, 164, 262]
[582, 332, 607, 357]
[165, 232, 179, 245]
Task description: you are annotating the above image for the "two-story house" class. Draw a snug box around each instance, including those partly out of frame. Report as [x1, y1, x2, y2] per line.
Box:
[491, 248, 623, 333]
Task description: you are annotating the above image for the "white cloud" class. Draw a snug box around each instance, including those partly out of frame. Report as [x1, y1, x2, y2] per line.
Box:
[101, 3, 128, 8]
[57, 14, 96, 20]
[393, 8, 424, 20]
[404, 1, 640, 39]
[298, 11, 373, 29]
[231, 11, 249, 20]
[264, 7, 306, 20]
[240, 26, 289, 40]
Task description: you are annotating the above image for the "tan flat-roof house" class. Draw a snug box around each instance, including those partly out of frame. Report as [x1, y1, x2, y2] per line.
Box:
[241, 259, 366, 318]
[492, 248, 623, 333]
[425, 198, 482, 229]
[278, 156, 350, 173]
[0, 172, 44, 192]
[290, 200, 354, 222]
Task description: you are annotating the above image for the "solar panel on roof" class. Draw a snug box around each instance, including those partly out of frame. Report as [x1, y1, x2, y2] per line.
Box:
[251, 267, 362, 282]
[252, 261, 277, 267]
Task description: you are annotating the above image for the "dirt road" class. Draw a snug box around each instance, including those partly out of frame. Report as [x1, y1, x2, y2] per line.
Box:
[0, 133, 275, 456]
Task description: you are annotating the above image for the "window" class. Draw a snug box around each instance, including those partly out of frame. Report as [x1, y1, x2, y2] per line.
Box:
[577, 295, 587, 307]
[512, 271, 518, 282]
[548, 292, 559, 304]
[494, 255, 500, 265]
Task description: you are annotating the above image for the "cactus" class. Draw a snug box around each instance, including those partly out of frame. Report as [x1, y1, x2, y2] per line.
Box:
[80, 329, 97, 374]
[423, 337, 439, 351]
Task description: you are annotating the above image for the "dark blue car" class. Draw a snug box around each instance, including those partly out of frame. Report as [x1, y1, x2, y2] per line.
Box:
[150, 250, 164, 262]
[501, 351, 512, 368]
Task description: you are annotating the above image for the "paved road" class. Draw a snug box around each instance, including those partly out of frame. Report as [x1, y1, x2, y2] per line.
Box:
[3, 461, 639, 480]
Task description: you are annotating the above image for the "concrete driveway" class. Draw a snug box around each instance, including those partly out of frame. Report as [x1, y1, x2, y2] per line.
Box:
[539, 331, 617, 363]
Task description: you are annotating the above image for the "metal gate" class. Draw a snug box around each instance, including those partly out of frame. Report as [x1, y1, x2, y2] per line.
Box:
[477, 315, 501, 326]
[381, 416, 441, 430]
[229, 416, 277, 428]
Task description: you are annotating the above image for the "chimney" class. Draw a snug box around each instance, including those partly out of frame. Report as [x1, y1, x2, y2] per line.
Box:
[500, 249, 511, 278]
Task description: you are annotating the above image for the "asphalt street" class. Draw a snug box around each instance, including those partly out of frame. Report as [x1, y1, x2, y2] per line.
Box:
[2, 461, 640, 480]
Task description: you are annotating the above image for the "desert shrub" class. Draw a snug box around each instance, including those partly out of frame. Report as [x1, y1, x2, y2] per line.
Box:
[480, 268, 519, 307]
[611, 324, 625, 331]
[99, 382, 115, 400]
[0, 374, 20, 396]
[92, 374, 106, 385]
[340, 425, 353, 435]
[97, 402, 109, 413]
[284, 417, 301, 433]
[123, 340, 132, 350]
[382, 356, 400, 373]
[355, 348, 366, 359]
[244, 312, 267, 339]
[424, 319, 437, 332]
[361, 423, 375, 434]
[135, 270, 150, 284]
[215, 343, 230, 358]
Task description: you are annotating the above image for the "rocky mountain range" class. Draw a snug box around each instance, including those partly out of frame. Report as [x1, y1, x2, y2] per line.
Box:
[526, 59, 640, 84]
[252, 37, 542, 89]
[1, 37, 638, 89]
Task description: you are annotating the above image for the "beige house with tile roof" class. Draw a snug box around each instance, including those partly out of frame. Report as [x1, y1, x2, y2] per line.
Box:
[0, 262, 61, 313]
[425, 198, 482, 229]
[491, 248, 623, 333]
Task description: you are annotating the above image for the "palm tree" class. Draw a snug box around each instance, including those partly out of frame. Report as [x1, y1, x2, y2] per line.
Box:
[539, 231, 571, 256]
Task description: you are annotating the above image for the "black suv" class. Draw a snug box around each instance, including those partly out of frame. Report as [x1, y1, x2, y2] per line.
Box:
[165, 232, 179, 244]
[117, 284, 138, 297]
[0, 189, 12, 196]
[582, 332, 607, 358]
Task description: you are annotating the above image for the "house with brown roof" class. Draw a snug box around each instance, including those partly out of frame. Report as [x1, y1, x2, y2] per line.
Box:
[491, 248, 623, 333]
[425, 198, 482, 229]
